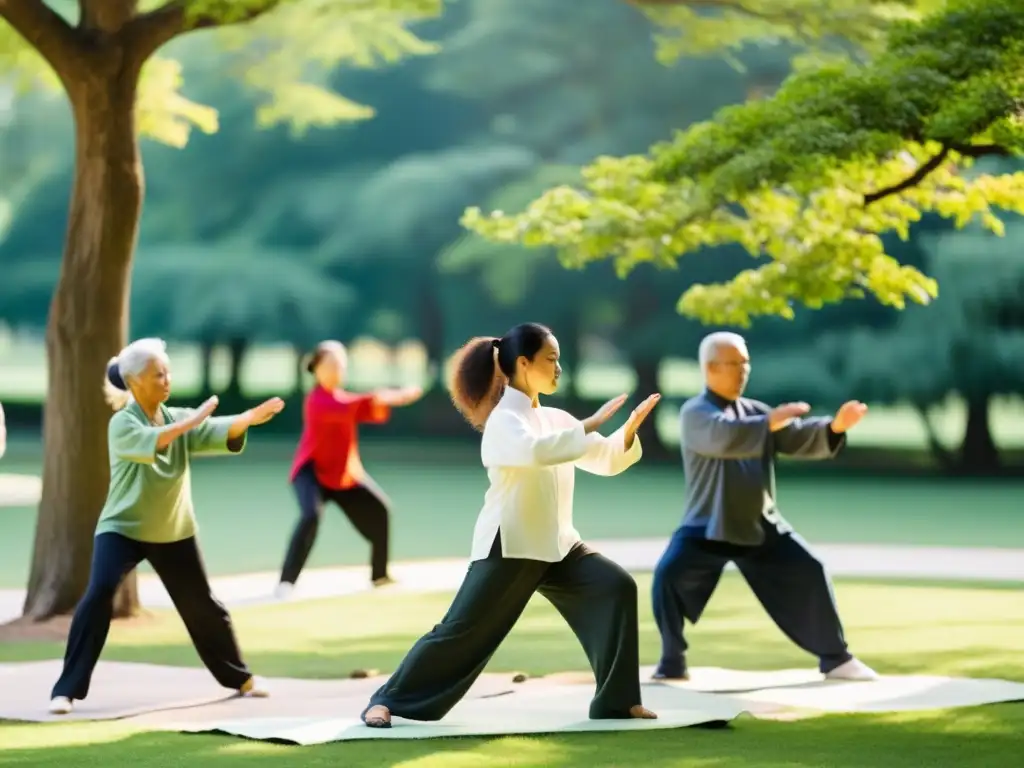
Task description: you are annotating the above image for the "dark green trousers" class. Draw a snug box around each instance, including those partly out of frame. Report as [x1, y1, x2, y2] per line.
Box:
[365, 536, 642, 721]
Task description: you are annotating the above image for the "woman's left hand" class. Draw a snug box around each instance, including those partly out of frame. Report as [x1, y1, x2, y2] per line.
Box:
[249, 397, 286, 426]
[623, 393, 661, 449]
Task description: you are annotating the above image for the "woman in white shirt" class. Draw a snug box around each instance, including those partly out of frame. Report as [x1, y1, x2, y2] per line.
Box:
[362, 322, 661, 728]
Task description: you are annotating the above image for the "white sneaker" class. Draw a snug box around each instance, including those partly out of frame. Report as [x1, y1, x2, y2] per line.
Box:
[48, 696, 73, 715]
[240, 676, 270, 698]
[825, 658, 879, 681]
[273, 582, 294, 600]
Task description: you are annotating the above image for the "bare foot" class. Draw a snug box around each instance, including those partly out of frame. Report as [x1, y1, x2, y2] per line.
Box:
[363, 704, 392, 728]
[630, 704, 658, 719]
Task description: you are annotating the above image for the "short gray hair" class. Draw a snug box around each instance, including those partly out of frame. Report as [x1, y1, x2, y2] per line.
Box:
[103, 338, 170, 410]
[698, 331, 747, 370]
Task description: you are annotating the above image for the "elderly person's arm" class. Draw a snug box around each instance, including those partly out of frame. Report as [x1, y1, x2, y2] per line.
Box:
[111, 405, 214, 464]
[682, 400, 769, 459]
[183, 397, 285, 457]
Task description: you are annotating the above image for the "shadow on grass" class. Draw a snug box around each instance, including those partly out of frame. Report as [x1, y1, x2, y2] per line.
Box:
[1, 704, 1023, 768]
[2, 574, 1022, 686]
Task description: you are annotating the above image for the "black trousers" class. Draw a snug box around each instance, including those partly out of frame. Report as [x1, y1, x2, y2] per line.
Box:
[364, 534, 642, 722]
[651, 524, 852, 677]
[52, 532, 251, 700]
[280, 462, 391, 584]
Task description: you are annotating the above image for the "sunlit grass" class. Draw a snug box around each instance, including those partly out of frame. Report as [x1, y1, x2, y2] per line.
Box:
[2, 573, 1022, 681]
[1, 573, 1022, 766]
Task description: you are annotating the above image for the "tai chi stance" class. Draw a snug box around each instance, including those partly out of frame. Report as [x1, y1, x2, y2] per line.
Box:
[276, 340, 422, 596]
[361, 322, 661, 728]
[651, 332, 877, 682]
[49, 338, 285, 715]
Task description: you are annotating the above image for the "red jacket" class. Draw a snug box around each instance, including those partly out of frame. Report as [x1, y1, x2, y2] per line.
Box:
[290, 386, 391, 490]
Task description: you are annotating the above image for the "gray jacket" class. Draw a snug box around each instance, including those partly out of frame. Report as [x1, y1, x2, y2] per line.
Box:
[679, 390, 844, 546]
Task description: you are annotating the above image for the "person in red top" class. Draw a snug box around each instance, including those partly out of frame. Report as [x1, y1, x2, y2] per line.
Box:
[276, 340, 423, 598]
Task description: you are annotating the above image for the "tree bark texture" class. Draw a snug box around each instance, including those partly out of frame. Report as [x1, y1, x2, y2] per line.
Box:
[23, 49, 145, 620]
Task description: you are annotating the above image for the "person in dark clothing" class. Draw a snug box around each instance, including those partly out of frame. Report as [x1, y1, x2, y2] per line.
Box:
[276, 340, 422, 596]
[49, 338, 284, 715]
[651, 331, 878, 682]
[361, 323, 661, 728]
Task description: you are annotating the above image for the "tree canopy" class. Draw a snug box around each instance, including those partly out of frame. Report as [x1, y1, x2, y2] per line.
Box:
[0, 0, 442, 148]
[464, 0, 1024, 327]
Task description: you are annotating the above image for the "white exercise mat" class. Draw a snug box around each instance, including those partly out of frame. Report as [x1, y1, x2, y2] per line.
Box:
[734, 673, 1024, 713]
[0, 660, 517, 723]
[178, 684, 748, 744]
[640, 665, 825, 692]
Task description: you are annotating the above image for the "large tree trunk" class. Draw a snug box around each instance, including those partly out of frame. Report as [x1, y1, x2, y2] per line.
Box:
[958, 395, 1000, 474]
[200, 340, 215, 396]
[912, 402, 955, 471]
[293, 344, 307, 397]
[417, 276, 444, 377]
[223, 337, 249, 401]
[22, 58, 145, 620]
[631, 356, 668, 458]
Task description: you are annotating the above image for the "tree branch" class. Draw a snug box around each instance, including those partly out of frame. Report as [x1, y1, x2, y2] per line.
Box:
[863, 146, 950, 205]
[127, 0, 282, 62]
[862, 143, 1012, 206]
[0, 0, 83, 84]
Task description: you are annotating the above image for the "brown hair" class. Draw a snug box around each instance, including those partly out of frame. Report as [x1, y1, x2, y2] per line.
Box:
[305, 340, 346, 374]
[448, 323, 551, 431]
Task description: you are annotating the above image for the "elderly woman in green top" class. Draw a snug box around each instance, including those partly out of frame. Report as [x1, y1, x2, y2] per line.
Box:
[48, 338, 285, 715]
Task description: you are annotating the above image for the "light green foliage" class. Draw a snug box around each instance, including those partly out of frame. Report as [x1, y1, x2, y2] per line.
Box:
[209, 0, 441, 134]
[439, 165, 583, 306]
[0, 0, 442, 147]
[844, 219, 1024, 405]
[136, 56, 219, 147]
[640, 0, 920, 65]
[464, 0, 1024, 327]
[0, 17, 59, 91]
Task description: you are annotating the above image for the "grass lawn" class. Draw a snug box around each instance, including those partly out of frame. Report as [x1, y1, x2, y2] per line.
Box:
[1, 573, 1022, 767]
[2, 442, 1024, 588]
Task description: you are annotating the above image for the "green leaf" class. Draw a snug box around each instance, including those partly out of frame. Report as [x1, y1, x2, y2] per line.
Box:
[463, 0, 1024, 326]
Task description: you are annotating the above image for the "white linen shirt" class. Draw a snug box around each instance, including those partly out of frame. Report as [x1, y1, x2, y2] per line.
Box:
[470, 387, 643, 562]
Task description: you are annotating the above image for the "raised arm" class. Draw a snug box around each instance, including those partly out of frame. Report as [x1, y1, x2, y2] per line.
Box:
[574, 426, 643, 476]
[178, 397, 283, 457]
[481, 410, 589, 468]
[772, 417, 845, 459]
[183, 413, 247, 457]
[307, 390, 389, 425]
[109, 408, 210, 464]
[372, 386, 423, 408]
[681, 402, 768, 459]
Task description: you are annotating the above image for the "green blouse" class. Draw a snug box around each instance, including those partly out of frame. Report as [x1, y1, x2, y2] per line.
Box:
[94, 401, 246, 543]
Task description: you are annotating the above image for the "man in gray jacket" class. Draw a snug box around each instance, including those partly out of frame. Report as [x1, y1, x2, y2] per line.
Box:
[651, 332, 877, 682]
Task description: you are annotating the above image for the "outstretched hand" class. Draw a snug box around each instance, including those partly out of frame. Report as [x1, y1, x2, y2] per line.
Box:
[623, 393, 661, 449]
[377, 386, 424, 407]
[768, 402, 810, 432]
[832, 400, 868, 433]
[249, 397, 286, 426]
[582, 393, 628, 434]
[189, 395, 219, 427]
